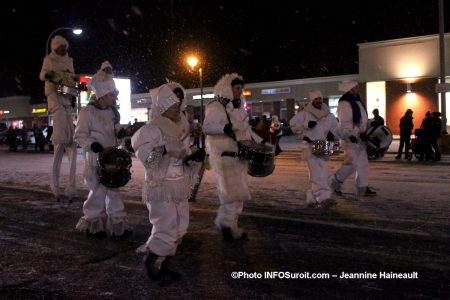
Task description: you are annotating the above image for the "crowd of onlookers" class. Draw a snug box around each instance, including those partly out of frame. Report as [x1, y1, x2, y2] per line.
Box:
[1, 123, 52, 152]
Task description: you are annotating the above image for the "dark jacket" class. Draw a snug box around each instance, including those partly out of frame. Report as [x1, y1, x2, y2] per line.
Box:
[399, 115, 413, 135]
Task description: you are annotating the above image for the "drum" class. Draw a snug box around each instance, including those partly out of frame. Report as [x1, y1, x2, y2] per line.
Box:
[311, 140, 340, 156]
[97, 147, 132, 188]
[365, 125, 393, 158]
[57, 84, 79, 97]
[238, 140, 275, 177]
[57, 74, 80, 97]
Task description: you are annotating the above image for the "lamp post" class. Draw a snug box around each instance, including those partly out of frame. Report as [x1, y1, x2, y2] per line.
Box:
[186, 56, 204, 122]
[438, 0, 447, 133]
[45, 27, 83, 125]
[45, 27, 82, 55]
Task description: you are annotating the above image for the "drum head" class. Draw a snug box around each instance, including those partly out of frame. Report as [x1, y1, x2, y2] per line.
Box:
[97, 147, 132, 188]
[366, 125, 393, 156]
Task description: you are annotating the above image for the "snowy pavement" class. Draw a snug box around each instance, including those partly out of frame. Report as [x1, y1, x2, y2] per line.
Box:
[0, 146, 449, 298]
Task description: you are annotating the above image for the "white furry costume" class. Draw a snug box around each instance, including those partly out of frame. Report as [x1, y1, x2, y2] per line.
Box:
[132, 84, 195, 257]
[74, 74, 130, 236]
[39, 35, 77, 199]
[203, 73, 262, 238]
[290, 91, 344, 204]
[329, 81, 370, 195]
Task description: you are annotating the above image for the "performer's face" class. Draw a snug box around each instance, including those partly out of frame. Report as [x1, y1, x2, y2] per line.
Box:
[99, 91, 118, 109]
[162, 103, 181, 122]
[103, 67, 113, 74]
[312, 97, 323, 109]
[55, 45, 67, 56]
[232, 84, 243, 100]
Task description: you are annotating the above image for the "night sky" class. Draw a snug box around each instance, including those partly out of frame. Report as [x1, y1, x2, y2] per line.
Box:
[0, 0, 448, 102]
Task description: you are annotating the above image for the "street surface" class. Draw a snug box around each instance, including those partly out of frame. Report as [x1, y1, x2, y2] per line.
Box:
[0, 147, 449, 298]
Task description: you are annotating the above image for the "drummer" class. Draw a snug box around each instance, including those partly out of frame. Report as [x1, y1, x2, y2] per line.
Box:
[203, 73, 264, 242]
[290, 90, 344, 208]
[74, 72, 132, 238]
[39, 35, 78, 201]
[328, 80, 377, 197]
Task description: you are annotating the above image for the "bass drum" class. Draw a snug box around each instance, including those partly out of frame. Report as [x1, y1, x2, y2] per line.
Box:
[365, 125, 393, 159]
[97, 147, 132, 188]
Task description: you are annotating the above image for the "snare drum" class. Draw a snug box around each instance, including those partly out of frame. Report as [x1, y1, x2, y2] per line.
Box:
[57, 74, 80, 97]
[57, 84, 79, 97]
[238, 140, 275, 177]
[311, 140, 339, 156]
[97, 147, 132, 188]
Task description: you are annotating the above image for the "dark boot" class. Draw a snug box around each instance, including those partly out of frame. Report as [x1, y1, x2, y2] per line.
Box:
[144, 252, 164, 281]
[160, 257, 182, 280]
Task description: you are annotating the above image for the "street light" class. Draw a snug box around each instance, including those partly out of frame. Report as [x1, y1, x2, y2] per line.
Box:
[186, 55, 204, 123]
[44, 27, 82, 125]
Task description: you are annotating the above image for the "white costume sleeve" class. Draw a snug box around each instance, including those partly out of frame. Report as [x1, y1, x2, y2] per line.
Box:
[39, 56, 51, 81]
[67, 58, 75, 74]
[74, 108, 95, 151]
[131, 125, 164, 167]
[337, 101, 355, 139]
[328, 115, 345, 139]
[203, 104, 228, 136]
[289, 111, 307, 137]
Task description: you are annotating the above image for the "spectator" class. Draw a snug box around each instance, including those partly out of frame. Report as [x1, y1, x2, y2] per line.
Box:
[395, 109, 413, 159]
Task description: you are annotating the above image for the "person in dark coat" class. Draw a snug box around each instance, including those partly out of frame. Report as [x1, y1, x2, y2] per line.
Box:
[6, 126, 18, 152]
[395, 109, 414, 159]
[430, 112, 442, 161]
[371, 109, 384, 127]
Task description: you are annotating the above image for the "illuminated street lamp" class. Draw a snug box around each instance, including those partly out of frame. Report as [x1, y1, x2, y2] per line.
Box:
[44, 27, 83, 125]
[186, 55, 204, 123]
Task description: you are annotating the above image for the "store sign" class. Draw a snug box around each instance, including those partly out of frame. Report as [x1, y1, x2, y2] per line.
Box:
[261, 87, 291, 95]
[435, 83, 450, 93]
[0, 110, 10, 115]
[193, 93, 215, 100]
[32, 108, 47, 114]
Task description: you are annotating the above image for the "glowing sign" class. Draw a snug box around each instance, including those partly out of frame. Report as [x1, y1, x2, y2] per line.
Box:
[193, 93, 215, 100]
[79, 75, 132, 124]
[261, 87, 291, 95]
[0, 110, 11, 115]
[243, 90, 252, 96]
[32, 108, 47, 114]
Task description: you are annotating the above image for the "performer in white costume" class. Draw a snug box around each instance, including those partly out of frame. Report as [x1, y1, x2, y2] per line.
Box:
[203, 73, 263, 242]
[39, 35, 77, 201]
[290, 90, 344, 207]
[328, 80, 377, 197]
[74, 73, 132, 238]
[132, 84, 203, 280]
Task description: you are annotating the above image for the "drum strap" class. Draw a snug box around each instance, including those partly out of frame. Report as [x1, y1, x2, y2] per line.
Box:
[218, 98, 237, 142]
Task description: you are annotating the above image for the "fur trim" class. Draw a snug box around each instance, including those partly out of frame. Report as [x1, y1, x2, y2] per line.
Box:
[51, 35, 69, 51]
[165, 80, 187, 111]
[213, 73, 243, 100]
[75, 216, 105, 234]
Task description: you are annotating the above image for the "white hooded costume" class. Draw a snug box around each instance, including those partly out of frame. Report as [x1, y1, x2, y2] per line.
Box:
[290, 90, 344, 204]
[39, 35, 77, 199]
[74, 74, 131, 236]
[131, 84, 195, 257]
[203, 73, 262, 239]
[329, 80, 371, 196]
